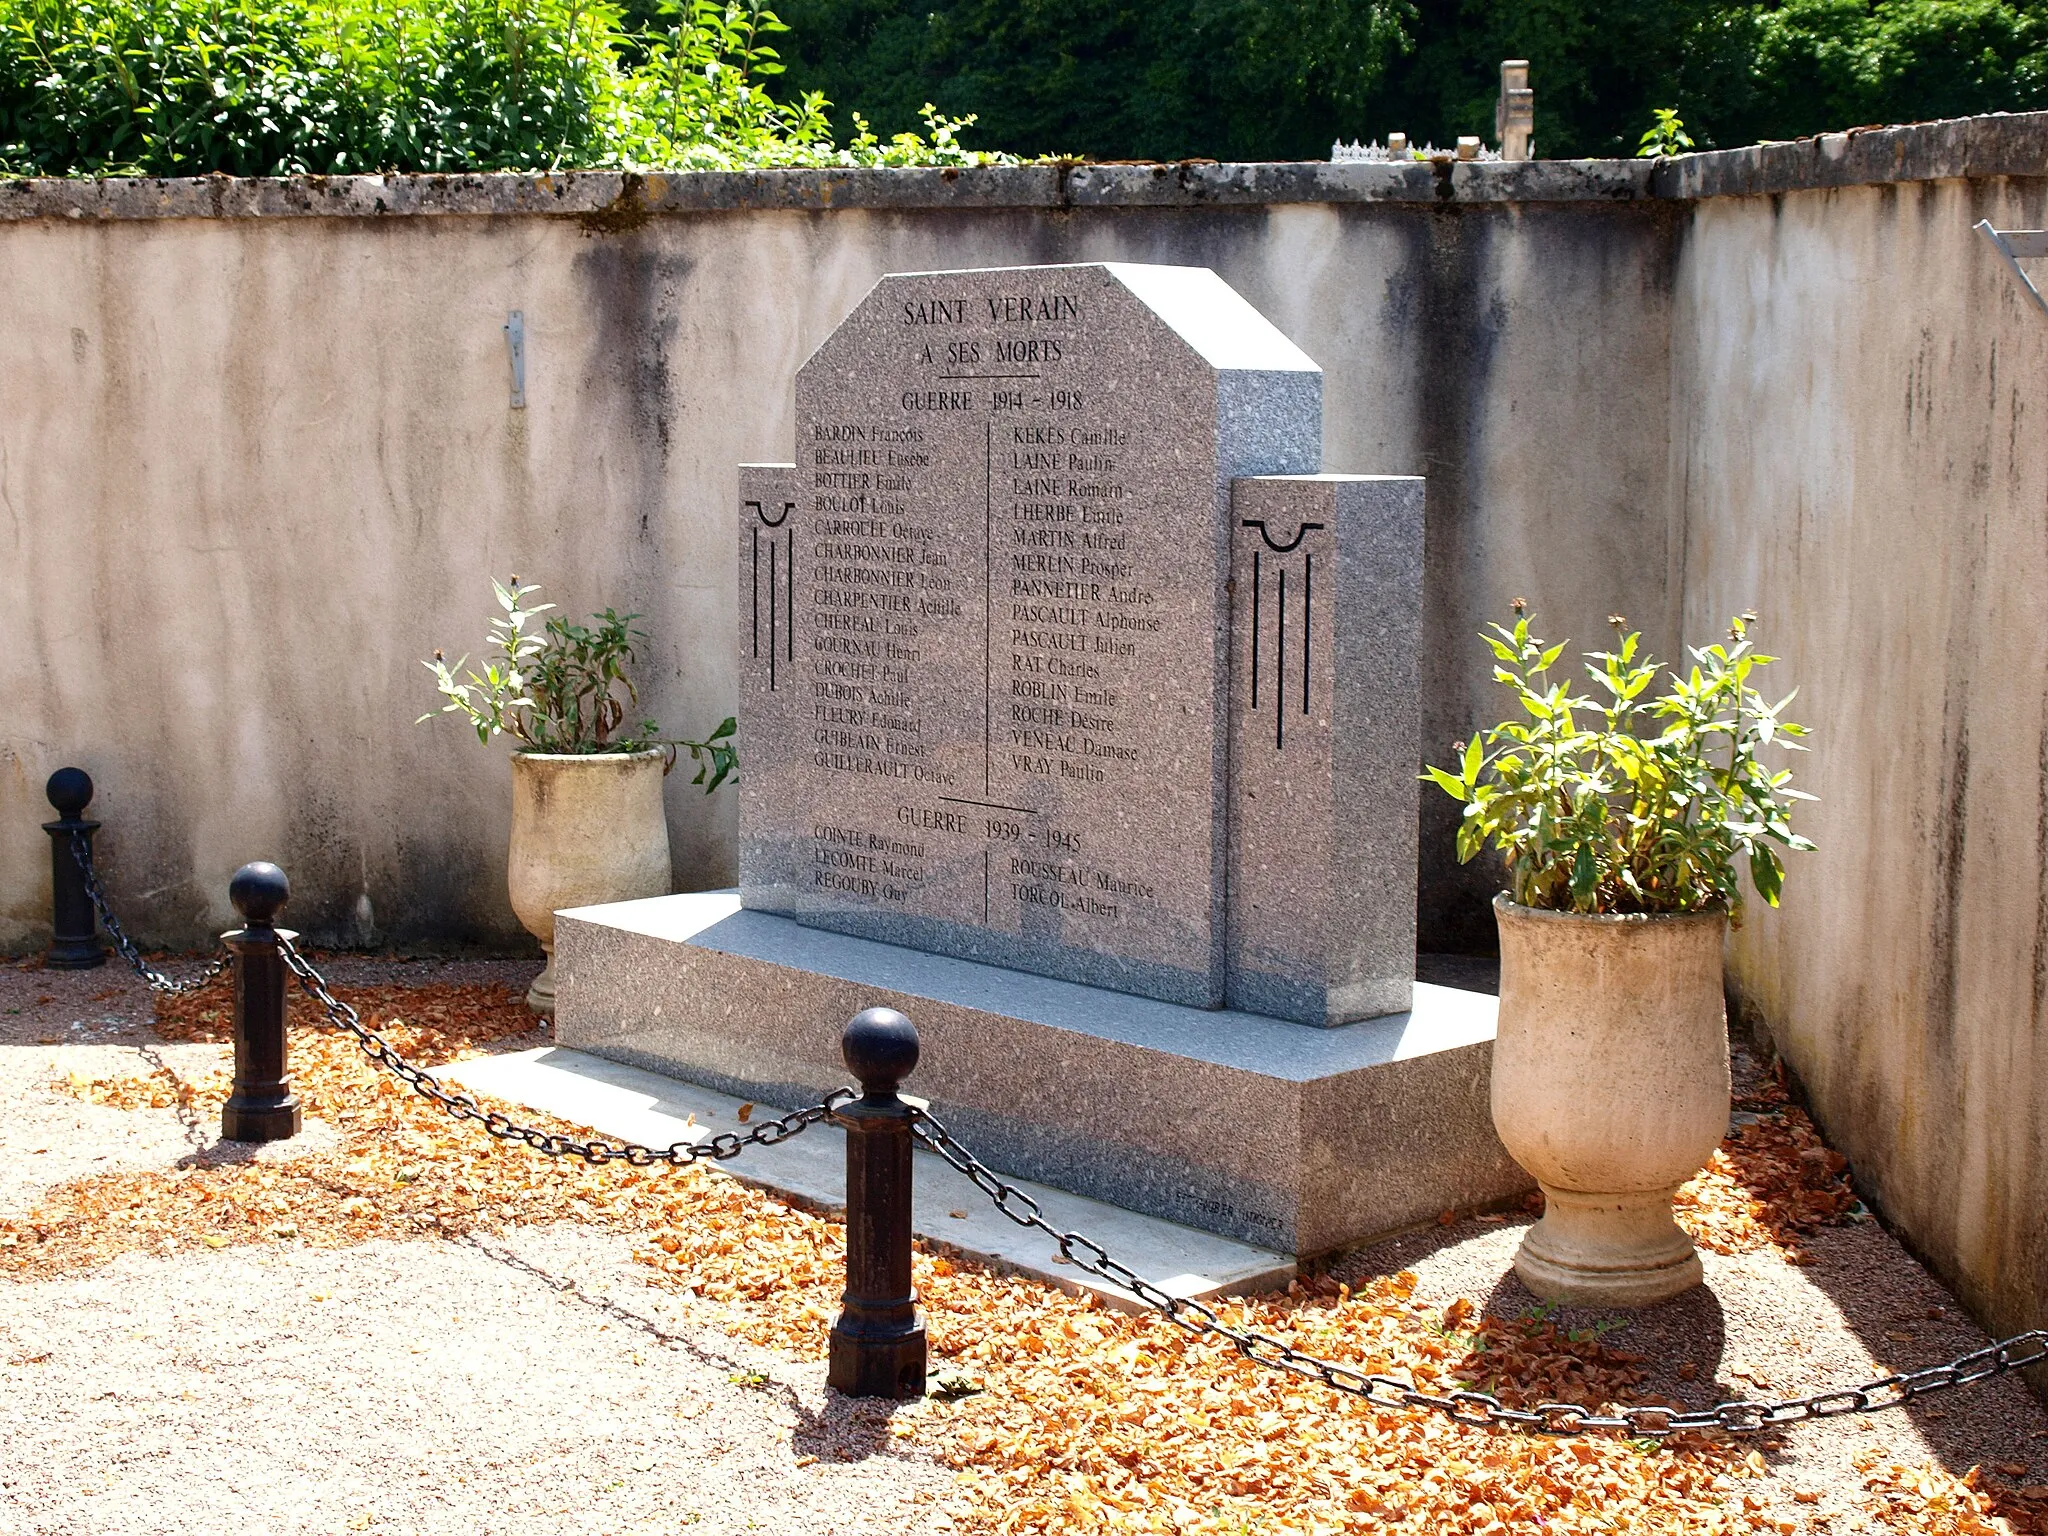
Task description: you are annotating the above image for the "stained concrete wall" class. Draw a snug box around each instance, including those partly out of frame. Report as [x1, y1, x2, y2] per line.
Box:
[1667, 140, 2048, 1361]
[0, 162, 1677, 955]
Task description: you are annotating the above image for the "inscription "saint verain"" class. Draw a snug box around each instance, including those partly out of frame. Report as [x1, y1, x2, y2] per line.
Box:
[900, 294, 1082, 325]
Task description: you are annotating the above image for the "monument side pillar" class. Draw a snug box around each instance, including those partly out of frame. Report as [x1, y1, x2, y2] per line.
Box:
[737, 462, 804, 914]
[1226, 474, 1423, 1025]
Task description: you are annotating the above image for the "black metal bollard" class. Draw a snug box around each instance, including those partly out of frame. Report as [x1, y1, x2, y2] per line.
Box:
[42, 768, 105, 970]
[827, 1007, 928, 1398]
[220, 862, 301, 1144]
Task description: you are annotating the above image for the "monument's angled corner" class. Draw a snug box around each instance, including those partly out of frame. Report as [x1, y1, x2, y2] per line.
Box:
[1096, 263, 1319, 376]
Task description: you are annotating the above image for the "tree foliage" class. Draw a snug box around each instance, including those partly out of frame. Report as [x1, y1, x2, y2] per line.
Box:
[3, 0, 2041, 176]
[0, 0, 1011, 175]
[769, 0, 2048, 160]
[1374, 0, 2048, 158]
[746, 0, 1415, 160]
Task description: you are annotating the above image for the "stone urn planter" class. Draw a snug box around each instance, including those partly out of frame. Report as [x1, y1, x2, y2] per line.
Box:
[507, 750, 671, 1014]
[1490, 895, 1731, 1307]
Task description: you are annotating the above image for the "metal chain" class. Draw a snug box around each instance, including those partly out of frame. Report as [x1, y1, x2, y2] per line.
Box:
[277, 933, 850, 1167]
[67, 831, 231, 995]
[910, 1107, 2048, 1439]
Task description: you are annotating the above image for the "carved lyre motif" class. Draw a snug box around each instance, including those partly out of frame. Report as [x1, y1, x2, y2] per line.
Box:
[1240, 518, 1324, 750]
[748, 499, 796, 690]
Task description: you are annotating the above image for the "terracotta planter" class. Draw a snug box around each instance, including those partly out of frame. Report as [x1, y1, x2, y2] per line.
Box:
[508, 750, 671, 1015]
[1491, 895, 1730, 1307]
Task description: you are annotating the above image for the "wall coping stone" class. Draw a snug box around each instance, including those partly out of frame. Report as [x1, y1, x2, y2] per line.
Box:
[1650, 110, 2048, 199]
[0, 160, 1650, 221]
[0, 110, 2042, 222]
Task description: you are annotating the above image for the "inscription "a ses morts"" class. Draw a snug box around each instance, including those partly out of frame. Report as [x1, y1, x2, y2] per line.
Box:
[899, 293, 1081, 407]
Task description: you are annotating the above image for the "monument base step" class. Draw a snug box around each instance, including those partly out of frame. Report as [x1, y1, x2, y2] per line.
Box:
[433, 1046, 1292, 1308]
[554, 891, 1532, 1258]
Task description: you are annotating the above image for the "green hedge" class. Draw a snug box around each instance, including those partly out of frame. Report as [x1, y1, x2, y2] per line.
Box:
[0, 0, 1004, 175]
[8, 0, 2040, 176]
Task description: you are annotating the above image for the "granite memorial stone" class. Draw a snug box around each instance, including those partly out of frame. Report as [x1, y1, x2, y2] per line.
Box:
[741, 264, 1322, 1008]
[738, 263, 1417, 1022]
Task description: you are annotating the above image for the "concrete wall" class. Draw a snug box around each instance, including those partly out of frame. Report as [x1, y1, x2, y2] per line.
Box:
[1668, 138, 2048, 1360]
[0, 162, 1677, 955]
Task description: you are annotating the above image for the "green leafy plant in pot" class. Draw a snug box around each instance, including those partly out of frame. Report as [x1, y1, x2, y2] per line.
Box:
[1427, 607, 1814, 1306]
[422, 578, 738, 1014]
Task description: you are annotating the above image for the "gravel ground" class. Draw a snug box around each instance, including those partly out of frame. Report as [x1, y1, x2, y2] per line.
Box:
[2, 951, 2044, 1534]
[1391, 954, 2048, 1523]
[0, 1228, 954, 1536]
[0, 955, 953, 1536]
[0, 956, 532, 1219]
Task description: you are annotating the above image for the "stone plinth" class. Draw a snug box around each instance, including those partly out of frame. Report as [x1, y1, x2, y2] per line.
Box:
[555, 891, 1531, 1256]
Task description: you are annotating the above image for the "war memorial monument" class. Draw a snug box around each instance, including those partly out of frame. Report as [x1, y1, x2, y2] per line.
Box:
[557, 262, 1522, 1257]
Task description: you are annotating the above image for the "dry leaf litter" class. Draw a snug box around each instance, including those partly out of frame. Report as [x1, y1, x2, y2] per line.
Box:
[2, 968, 2041, 1535]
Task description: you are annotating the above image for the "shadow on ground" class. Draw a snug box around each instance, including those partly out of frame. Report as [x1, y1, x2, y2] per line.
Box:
[456, 1229, 913, 1467]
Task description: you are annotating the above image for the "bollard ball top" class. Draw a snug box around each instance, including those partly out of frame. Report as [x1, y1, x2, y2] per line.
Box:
[230, 862, 291, 926]
[45, 767, 94, 818]
[841, 1006, 919, 1093]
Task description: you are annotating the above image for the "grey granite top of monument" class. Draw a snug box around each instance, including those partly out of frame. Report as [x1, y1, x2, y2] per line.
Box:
[874, 260, 1322, 371]
[1084, 263, 1319, 372]
[559, 890, 1497, 1082]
